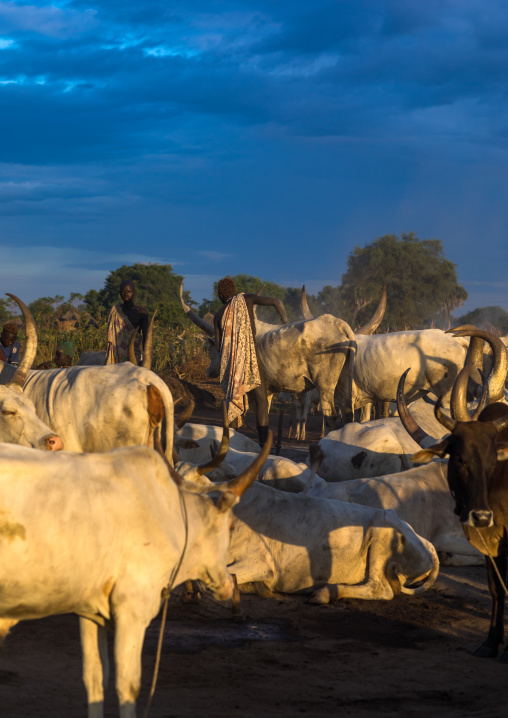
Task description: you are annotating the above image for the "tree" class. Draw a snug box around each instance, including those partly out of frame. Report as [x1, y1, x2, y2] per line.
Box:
[340, 233, 467, 331]
[454, 306, 508, 335]
[198, 274, 299, 322]
[84, 264, 193, 327]
[0, 298, 12, 325]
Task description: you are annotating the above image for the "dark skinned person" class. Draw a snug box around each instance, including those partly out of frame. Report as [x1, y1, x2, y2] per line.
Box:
[0, 322, 21, 366]
[37, 341, 76, 370]
[213, 276, 288, 447]
[105, 280, 149, 364]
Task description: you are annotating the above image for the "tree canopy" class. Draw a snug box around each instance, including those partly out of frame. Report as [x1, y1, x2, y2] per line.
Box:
[84, 263, 192, 326]
[337, 233, 468, 330]
[454, 306, 508, 335]
[198, 274, 300, 322]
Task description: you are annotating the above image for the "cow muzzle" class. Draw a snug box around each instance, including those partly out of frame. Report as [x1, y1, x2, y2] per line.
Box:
[467, 510, 494, 528]
[41, 434, 64, 451]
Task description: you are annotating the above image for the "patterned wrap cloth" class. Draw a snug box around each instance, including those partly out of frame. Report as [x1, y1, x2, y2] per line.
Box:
[220, 294, 261, 424]
[105, 304, 142, 364]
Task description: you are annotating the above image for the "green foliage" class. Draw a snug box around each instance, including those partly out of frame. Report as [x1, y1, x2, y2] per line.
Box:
[340, 233, 467, 330]
[454, 306, 508, 335]
[0, 298, 12, 325]
[198, 274, 299, 322]
[32, 322, 208, 378]
[84, 263, 192, 327]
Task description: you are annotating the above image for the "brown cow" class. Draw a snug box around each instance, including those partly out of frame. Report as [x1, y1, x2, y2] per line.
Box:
[411, 401, 508, 662]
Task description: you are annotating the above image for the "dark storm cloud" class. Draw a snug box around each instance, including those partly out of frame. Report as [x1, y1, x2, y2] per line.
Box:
[1, 0, 508, 309]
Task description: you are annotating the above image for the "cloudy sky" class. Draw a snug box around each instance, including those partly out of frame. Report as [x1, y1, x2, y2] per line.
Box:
[1, 0, 508, 312]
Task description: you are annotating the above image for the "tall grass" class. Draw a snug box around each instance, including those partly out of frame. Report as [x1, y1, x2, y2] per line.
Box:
[16, 321, 210, 381]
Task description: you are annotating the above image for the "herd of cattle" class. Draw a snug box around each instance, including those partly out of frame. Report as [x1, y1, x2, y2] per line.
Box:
[1, 290, 508, 717]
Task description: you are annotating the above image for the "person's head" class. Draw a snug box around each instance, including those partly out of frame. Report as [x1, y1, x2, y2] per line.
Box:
[55, 340, 75, 368]
[1, 322, 18, 348]
[120, 280, 136, 304]
[217, 277, 237, 304]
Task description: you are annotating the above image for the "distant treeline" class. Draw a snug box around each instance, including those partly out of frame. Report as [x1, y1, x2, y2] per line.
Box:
[3, 233, 507, 338]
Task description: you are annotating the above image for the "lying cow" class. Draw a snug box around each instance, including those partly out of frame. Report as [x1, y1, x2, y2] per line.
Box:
[0, 435, 271, 717]
[226, 481, 439, 603]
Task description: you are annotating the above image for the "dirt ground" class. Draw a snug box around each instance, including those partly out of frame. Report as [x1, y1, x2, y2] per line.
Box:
[1, 394, 507, 717]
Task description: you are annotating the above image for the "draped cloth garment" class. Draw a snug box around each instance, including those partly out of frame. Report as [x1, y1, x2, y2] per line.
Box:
[105, 304, 142, 364]
[220, 294, 261, 424]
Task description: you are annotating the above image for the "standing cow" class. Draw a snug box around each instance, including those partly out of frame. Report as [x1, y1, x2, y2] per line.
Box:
[180, 281, 356, 432]
[0, 434, 272, 716]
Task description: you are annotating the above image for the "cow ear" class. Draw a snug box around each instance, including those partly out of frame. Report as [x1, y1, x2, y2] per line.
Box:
[216, 490, 237, 513]
[496, 443, 508, 462]
[411, 438, 450, 464]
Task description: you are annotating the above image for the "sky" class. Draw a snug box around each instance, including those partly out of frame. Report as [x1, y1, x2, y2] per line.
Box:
[1, 0, 508, 314]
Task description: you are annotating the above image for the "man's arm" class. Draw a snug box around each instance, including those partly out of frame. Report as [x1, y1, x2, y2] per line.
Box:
[244, 294, 289, 324]
[213, 309, 223, 350]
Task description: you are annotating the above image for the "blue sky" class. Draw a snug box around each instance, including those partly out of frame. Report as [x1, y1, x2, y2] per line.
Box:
[1, 0, 508, 313]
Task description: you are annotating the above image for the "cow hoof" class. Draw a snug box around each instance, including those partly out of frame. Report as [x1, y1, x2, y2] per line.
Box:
[473, 643, 498, 659]
[307, 587, 331, 605]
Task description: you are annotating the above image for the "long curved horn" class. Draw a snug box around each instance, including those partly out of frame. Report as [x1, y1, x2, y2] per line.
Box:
[450, 363, 489, 422]
[450, 363, 473, 422]
[356, 284, 387, 335]
[396, 368, 432, 445]
[180, 280, 214, 338]
[434, 399, 457, 433]
[142, 309, 157, 369]
[5, 293, 37, 388]
[471, 370, 489, 421]
[301, 285, 314, 320]
[128, 328, 138, 365]
[400, 537, 440, 595]
[223, 430, 273, 497]
[452, 329, 508, 403]
[195, 403, 230, 476]
[175, 398, 195, 430]
[446, 324, 484, 383]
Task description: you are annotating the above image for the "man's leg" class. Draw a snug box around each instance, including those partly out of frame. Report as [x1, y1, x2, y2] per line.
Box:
[251, 376, 269, 447]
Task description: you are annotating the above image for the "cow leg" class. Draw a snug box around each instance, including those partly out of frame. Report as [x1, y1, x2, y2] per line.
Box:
[360, 403, 372, 422]
[308, 529, 399, 604]
[319, 390, 337, 435]
[474, 554, 506, 659]
[80, 617, 109, 718]
[114, 614, 149, 718]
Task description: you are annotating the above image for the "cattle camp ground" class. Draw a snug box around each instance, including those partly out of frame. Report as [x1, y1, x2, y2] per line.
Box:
[0, 403, 506, 718]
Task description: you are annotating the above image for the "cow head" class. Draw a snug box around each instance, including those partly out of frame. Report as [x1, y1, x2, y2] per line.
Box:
[0, 294, 63, 451]
[410, 402, 508, 528]
[156, 419, 273, 602]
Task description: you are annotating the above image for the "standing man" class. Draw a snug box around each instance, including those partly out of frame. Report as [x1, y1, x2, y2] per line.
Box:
[0, 322, 21, 366]
[105, 280, 149, 364]
[213, 277, 288, 447]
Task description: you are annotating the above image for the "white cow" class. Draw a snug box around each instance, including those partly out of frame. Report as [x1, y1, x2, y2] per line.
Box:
[180, 281, 356, 432]
[0, 362, 174, 459]
[0, 437, 269, 718]
[0, 294, 63, 451]
[175, 422, 260, 463]
[225, 481, 439, 603]
[315, 398, 446, 482]
[78, 350, 107, 365]
[261, 457, 482, 567]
